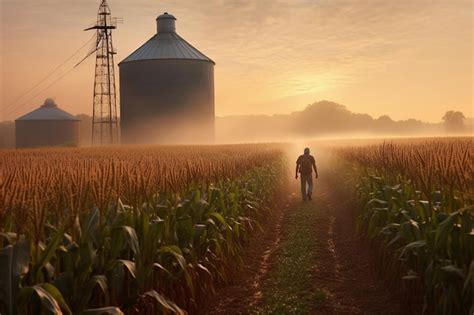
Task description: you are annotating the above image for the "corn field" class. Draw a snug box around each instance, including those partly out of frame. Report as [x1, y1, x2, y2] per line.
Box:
[0, 144, 286, 314]
[336, 138, 474, 314]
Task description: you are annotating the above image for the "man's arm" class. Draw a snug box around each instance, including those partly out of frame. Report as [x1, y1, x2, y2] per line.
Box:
[295, 157, 300, 179]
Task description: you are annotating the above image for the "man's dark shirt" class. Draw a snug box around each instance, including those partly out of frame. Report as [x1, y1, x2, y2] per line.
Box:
[296, 154, 316, 174]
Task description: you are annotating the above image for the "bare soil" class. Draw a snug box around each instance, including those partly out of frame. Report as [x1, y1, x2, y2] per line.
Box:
[202, 192, 290, 314]
[310, 180, 406, 314]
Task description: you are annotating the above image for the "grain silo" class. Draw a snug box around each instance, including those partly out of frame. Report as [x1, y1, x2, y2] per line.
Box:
[119, 12, 215, 144]
[15, 98, 80, 148]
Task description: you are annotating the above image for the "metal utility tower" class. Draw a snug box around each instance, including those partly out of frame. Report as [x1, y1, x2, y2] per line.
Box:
[86, 0, 119, 145]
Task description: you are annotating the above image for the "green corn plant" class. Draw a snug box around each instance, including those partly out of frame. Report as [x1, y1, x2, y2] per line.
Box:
[336, 139, 473, 314]
[1, 146, 286, 314]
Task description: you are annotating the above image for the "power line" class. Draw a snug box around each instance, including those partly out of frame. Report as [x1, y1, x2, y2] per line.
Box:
[4, 66, 79, 118]
[2, 35, 96, 115]
[74, 33, 102, 68]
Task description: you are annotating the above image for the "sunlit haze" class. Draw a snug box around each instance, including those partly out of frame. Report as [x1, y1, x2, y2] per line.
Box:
[0, 0, 472, 122]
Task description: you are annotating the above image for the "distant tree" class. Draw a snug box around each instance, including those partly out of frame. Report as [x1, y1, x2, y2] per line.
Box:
[291, 101, 357, 134]
[373, 115, 397, 133]
[377, 115, 394, 123]
[442, 110, 465, 133]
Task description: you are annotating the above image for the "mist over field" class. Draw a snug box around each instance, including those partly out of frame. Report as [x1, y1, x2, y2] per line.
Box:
[1, 100, 472, 148]
[216, 100, 473, 143]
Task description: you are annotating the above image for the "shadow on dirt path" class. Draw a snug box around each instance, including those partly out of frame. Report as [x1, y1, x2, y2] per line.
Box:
[311, 179, 404, 315]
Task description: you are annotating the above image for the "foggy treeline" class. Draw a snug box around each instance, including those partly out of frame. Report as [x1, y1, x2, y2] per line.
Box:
[217, 101, 472, 142]
[0, 101, 472, 148]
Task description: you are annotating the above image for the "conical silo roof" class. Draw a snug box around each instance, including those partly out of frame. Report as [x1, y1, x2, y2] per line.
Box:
[16, 98, 80, 121]
[119, 12, 214, 64]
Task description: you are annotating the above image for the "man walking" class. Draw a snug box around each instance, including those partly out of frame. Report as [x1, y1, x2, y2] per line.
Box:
[295, 147, 318, 201]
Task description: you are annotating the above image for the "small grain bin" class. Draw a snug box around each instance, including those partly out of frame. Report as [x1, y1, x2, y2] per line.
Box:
[119, 12, 215, 144]
[15, 98, 80, 148]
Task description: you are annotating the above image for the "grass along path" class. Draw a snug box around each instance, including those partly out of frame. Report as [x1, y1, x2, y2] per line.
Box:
[252, 189, 325, 314]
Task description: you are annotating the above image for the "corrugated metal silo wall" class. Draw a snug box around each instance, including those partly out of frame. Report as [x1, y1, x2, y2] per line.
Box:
[119, 59, 215, 144]
[15, 121, 80, 148]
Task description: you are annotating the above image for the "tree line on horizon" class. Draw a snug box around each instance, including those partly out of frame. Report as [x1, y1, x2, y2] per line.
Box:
[0, 100, 471, 147]
[217, 101, 471, 142]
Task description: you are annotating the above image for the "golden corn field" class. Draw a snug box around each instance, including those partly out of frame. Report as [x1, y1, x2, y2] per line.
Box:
[0, 144, 286, 314]
[1, 138, 473, 314]
[1, 145, 283, 234]
[336, 138, 474, 314]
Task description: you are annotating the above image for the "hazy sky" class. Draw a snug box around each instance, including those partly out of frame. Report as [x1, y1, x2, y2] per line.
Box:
[0, 0, 472, 122]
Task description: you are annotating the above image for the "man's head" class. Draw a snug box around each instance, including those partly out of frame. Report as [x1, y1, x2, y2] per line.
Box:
[304, 147, 310, 155]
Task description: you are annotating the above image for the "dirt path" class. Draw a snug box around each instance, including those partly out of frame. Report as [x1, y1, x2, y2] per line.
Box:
[205, 162, 406, 314]
[202, 192, 289, 314]
[310, 179, 404, 314]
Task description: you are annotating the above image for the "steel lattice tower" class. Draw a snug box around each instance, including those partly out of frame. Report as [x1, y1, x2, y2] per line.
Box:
[86, 0, 119, 145]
